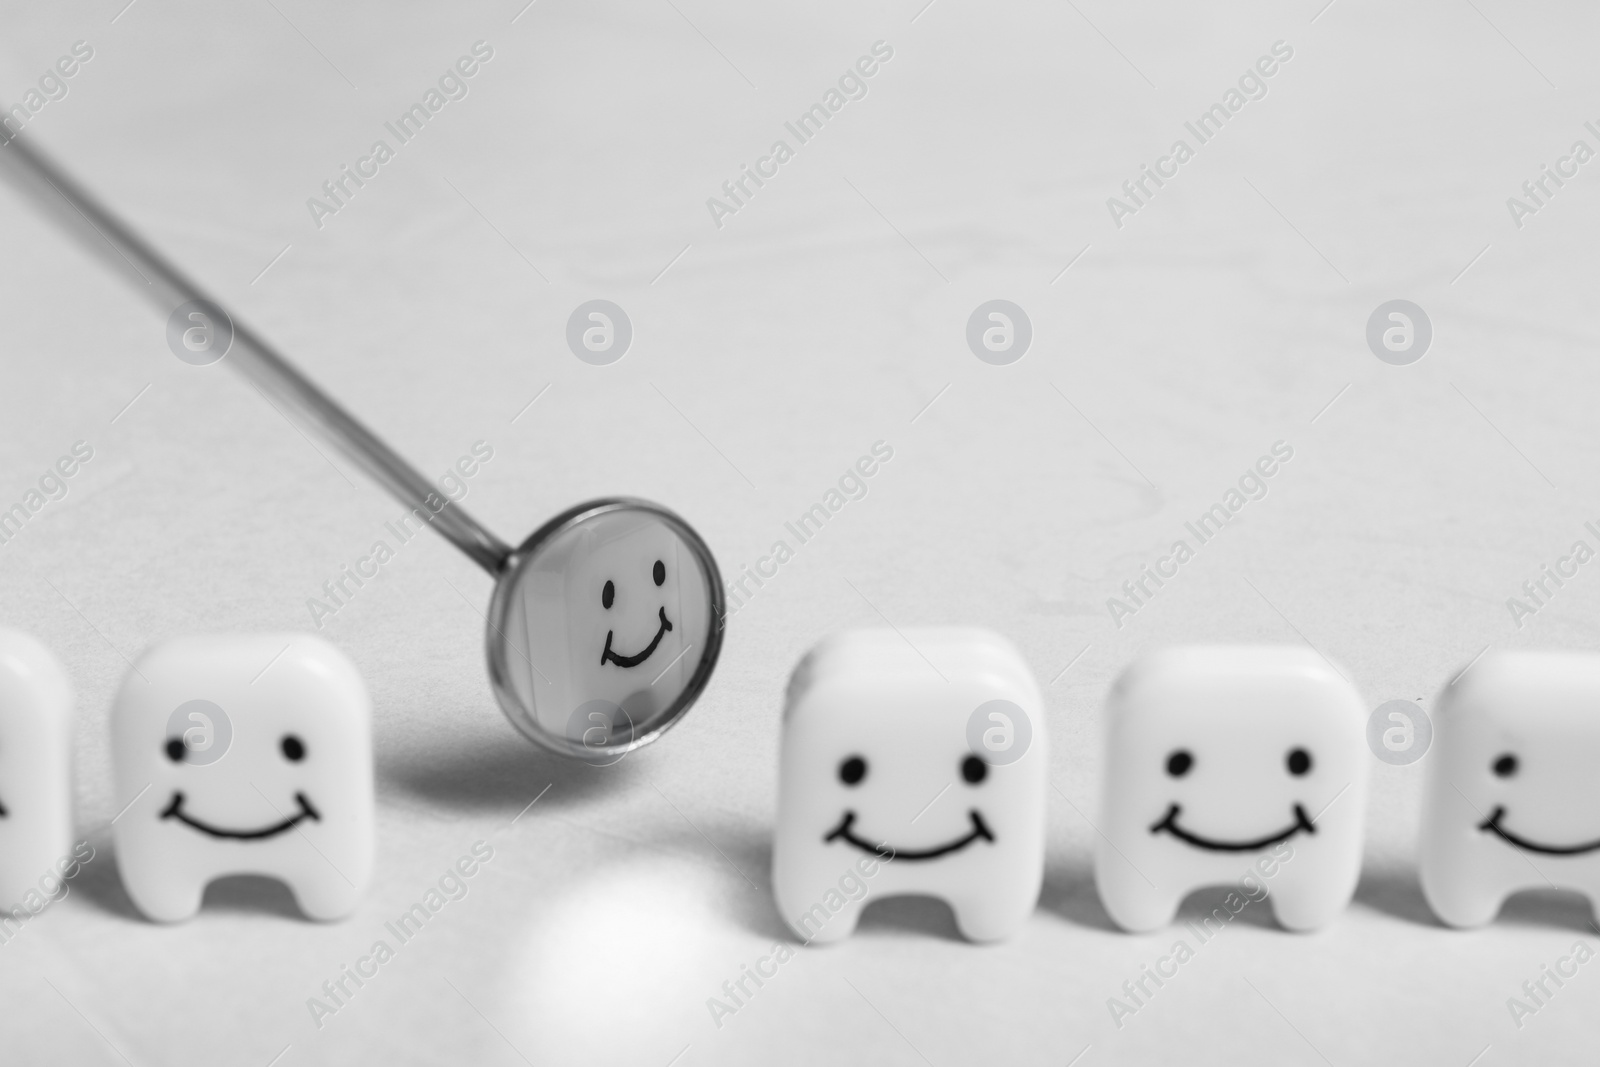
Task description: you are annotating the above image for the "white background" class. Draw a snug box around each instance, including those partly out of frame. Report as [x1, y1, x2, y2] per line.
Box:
[3, 0, 1600, 1063]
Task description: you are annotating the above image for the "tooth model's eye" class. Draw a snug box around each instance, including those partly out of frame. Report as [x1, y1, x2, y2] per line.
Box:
[281, 735, 306, 761]
[653, 560, 665, 586]
[961, 755, 988, 784]
[602, 580, 615, 609]
[1493, 753, 1518, 777]
[1166, 750, 1193, 777]
[1287, 748, 1312, 776]
[165, 738, 186, 762]
[839, 756, 866, 785]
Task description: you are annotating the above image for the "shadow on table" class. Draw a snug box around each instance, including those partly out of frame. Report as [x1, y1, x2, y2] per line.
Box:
[71, 837, 305, 922]
[1038, 858, 1119, 933]
[1488, 887, 1596, 933]
[380, 725, 647, 815]
[854, 895, 964, 942]
[759, 892, 969, 945]
[734, 854, 1104, 944]
[1352, 869, 1597, 932]
[652, 825, 795, 943]
[1352, 868, 1440, 927]
[199, 875, 303, 919]
[68, 835, 143, 921]
[1043, 860, 1365, 933]
[647, 827, 972, 944]
[1173, 884, 1281, 930]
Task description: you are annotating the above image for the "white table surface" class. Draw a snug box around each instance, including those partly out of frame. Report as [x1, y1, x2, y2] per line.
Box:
[4, 1, 1600, 1063]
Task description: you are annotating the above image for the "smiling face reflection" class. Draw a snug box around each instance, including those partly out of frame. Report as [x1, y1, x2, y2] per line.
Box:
[505, 507, 716, 752]
[599, 558, 674, 668]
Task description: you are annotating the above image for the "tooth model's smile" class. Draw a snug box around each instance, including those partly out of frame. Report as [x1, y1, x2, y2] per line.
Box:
[824, 809, 995, 861]
[601, 606, 674, 668]
[161, 790, 320, 840]
[1478, 806, 1600, 856]
[1149, 802, 1315, 852]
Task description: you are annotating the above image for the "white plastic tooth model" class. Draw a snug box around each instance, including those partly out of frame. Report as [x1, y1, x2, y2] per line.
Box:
[1421, 650, 1600, 927]
[773, 628, 1047, 943]
[112, 634, 373, 922]
[0, 630, 74, 910]
[1096, 646, 1367, 933]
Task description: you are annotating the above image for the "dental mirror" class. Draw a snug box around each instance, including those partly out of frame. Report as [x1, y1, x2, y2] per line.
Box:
[0, 125, 725, 759]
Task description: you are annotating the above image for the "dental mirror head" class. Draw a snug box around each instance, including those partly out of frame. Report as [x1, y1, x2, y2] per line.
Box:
[0, 125, 728, 760]
[487, 498, 724, 761]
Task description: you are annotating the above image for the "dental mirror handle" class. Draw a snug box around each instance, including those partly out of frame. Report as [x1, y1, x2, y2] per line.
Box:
[0, 125, 514, 576]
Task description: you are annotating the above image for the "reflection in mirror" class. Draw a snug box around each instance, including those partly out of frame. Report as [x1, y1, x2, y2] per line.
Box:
[489, 500, 723, 761]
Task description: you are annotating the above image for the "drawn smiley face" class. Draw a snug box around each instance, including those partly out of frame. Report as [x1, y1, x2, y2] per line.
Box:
[1475, 751, 1600, 856]
[598, 557, 674, 669]
[1149, 744, 1319, 852]
[823, 751, 997, 861]
[502, 510, 714, 752]
[159, 731, 319, 840]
